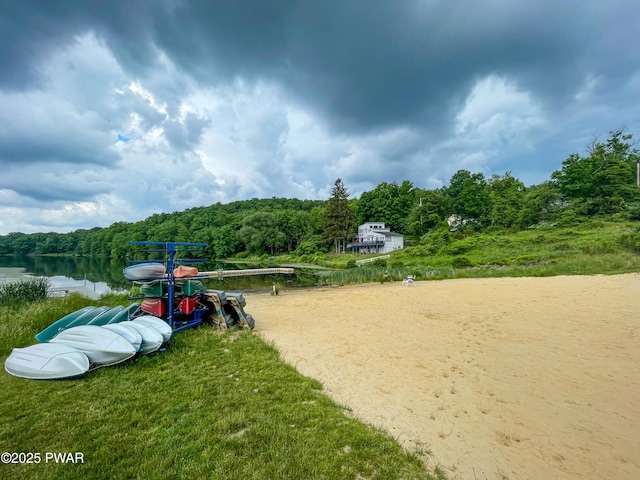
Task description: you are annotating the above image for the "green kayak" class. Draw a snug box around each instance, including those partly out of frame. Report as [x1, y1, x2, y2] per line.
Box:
[140, 282, 164, 297]
[35, 306, 97, 342]
[88, 306, 126, 326]
[180, 280, 202, 296]
[106, 303, 141, 324]
[65, 306, 111, 329]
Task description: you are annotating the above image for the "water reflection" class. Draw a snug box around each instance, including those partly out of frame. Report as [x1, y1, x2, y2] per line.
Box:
[0, 256, 320, 293]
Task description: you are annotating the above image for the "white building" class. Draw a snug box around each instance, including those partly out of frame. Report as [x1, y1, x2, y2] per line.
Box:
[347, 222, 404, 254]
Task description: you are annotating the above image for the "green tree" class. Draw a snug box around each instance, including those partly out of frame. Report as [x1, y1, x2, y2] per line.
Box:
[488, 172, 527, 229]
[519, 182, 563, 226]
[309, 206, 325, 235]
[445, 170, 490, 223]
[237, 212, 283, 254]
[406, 188, 448, 237]
[323, 179, 357, 254]
[212, 225, 241, 258]
[356, 180, 415, 233]
[551, 129, 640, 215]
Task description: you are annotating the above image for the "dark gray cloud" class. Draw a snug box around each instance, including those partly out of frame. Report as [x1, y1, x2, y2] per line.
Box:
[0, 0, 639, 234]
[3, 1, 638, 132]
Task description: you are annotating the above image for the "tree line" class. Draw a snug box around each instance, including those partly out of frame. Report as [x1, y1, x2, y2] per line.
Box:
[2, 129, 639, 258]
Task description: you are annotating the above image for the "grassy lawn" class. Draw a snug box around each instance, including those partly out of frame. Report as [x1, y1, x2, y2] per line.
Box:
[0, 295, 437, 480]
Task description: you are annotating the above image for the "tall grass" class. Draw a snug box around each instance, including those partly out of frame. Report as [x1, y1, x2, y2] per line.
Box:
[0, 277, 50, 307]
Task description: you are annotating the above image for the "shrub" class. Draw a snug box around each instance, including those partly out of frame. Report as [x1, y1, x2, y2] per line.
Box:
[443, 236, 479, 255]
[618, 231, 640, 253]
[452, 257, 473, 269]
[421, 227, 451, 253]
[346, 259, 357, 269]
[295, 235, 324, 256]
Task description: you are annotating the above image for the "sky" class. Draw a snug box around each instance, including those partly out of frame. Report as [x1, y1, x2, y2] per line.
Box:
[1, 0, 639, 235]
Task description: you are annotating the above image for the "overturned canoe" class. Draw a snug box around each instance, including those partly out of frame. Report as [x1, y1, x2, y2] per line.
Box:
[123, 322, 163, 355]
[123, 263, 166, 281]
[132, 316, 172, 342]
[50, 325, 137, 367]
[180, 279, 202, 296]
[65, 306, 111, 329]
[4, 343, 90, 380]
[88, 306, 126, 326]
[102, 324, 143, 352]
[173, 265, 198, 278]
[141, 299, 166, 317]
[35, 306, 111, 342]
[179, 295, 201, 315]
[106, 303, 140, 324]
[140, 281, 165, 297]
[34, 306, 97, 342]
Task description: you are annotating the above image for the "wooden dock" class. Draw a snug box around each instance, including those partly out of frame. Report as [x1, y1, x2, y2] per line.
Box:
[198, 268, 294, 278]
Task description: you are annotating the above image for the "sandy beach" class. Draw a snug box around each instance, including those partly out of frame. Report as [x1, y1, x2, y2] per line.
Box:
[247, 274, 640, 480]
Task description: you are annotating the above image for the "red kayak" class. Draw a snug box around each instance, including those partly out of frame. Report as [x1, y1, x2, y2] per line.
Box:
[173, 265, 199, 278]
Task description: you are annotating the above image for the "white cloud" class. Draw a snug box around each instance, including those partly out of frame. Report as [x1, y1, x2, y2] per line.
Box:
[454, 75, 548, 147]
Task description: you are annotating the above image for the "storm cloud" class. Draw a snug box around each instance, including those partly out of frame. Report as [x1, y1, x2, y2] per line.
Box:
[0, 0, 639, 233]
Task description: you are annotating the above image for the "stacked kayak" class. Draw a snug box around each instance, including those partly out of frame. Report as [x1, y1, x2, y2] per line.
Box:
[5, 305, 172, 380]
[123, 262, 166, 281]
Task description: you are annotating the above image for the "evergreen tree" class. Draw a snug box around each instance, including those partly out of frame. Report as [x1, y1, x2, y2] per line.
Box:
[322, 179, 357, 254]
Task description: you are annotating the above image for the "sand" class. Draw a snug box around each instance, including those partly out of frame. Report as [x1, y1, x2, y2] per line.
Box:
[247, 274, 640, 480]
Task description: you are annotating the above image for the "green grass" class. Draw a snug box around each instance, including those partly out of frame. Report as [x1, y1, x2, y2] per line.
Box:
[288, 220, 640, 285]
[0, 296, 438, 480]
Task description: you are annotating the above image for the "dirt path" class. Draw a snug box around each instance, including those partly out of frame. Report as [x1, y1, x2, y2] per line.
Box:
[247, 274, 640, 480]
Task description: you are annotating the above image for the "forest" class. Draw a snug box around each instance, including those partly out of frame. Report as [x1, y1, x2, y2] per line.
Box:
[1, 129, 639, 260]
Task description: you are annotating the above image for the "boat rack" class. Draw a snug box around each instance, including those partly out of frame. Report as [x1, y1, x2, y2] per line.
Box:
[126, 242, 209, 336]
[125, 242, 284, 336]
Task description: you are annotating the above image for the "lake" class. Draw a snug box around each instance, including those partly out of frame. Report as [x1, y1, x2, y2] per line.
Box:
[0, 256, 320, 296]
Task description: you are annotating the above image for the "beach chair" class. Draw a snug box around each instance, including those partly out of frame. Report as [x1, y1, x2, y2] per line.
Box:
[403, 275, 416, 287]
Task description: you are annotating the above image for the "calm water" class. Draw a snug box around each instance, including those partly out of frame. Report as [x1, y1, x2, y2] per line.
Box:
[0, 256, 319, 294]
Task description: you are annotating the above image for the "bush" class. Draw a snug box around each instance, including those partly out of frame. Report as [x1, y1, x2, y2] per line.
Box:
[443, 236, 480, 255]
[421, 227, 451, 253]
[346, 259, 357, 269]
[618, 231, 640, 253]
[628, 202, 640, 221]
[452, 257, 473, 269]
[295, 235, 324, 256]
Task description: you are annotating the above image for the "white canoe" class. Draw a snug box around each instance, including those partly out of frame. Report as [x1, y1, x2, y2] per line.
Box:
[102, 324, 143, 352]
[132, 316, 172, 342]
[123, 322, 163, 355]
[123, 262, 166, 281]
[4, 343, 90, 380]
[50, 325, 137, 367]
